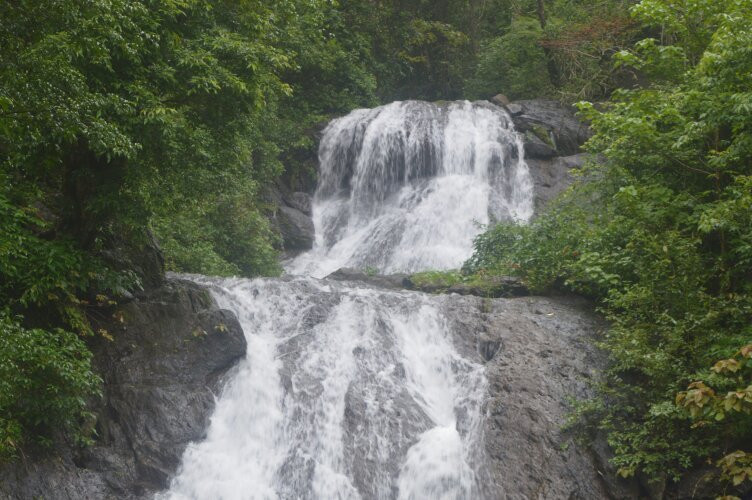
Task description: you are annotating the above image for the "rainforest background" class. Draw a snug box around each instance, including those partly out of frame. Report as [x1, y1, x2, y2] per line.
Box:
[1, 0, 751, 493]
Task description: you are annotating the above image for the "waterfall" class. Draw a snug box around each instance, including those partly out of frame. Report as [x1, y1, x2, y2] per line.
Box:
[160, 100, 533, 500]
[289, 100, 533, 277]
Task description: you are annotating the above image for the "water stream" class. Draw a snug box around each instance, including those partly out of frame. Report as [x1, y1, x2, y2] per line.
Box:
[290, 100, 532, 277]
[161, 100, 532, 499]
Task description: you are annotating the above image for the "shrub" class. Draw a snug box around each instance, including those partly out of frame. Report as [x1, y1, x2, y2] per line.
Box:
[0, 313, 100, 461]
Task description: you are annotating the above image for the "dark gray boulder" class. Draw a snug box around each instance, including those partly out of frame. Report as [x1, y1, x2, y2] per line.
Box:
[277, 205, 315, 252]
[514, 99, 591, 156]
[491, 93, 511, 107]
[498, 99, 591, 158]
[522, 130, 558, 159]
[286, 191, 313, 216]
[505, 102, 524, 116]
[326, 267, 411, 290]
[489, 97, 594, 213]
[265, 184, 316, 255]
[0, 279, 247, 500]
[100, 229, 165, 290]
[527, 153, 589, 210]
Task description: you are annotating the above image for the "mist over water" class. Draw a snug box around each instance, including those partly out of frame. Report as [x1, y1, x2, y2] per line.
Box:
[161, 100, 533, 499]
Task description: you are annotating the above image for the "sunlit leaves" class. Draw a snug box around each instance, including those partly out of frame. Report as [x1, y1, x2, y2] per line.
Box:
[718, 451, 752, 487]
[712, 358, 742, 374]
[677, 346, 752, 488]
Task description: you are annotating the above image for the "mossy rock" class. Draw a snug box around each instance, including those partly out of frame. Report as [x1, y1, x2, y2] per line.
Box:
[407, 270, 528, 298]
[531, 124, 557, 149]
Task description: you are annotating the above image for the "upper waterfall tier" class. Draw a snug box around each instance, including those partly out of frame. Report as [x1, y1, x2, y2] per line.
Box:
[289, 100, 533, 277]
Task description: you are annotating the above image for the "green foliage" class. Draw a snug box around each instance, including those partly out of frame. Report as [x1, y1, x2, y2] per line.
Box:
[408, 270, 515, 297]
[543, 1, 638, 100]
[0, 185, 134, 335]
[677, 345, 752, 489]
[323, 0, 474, 100]
[1, 0, 294, 273]
[0, 0, 380, 460]
[631, 0, 736, 62]
[410, 270, 465, 290]
[467, 17, 552, 99]
[0, 181, 125, 462]
[363, 266, 379, 277]
[0, 312, 100, 461]
[467, 0, 752, 487]
[308, 0, 635, 102]
[152, 193, 281, 278]
[467, 0, 636, 101]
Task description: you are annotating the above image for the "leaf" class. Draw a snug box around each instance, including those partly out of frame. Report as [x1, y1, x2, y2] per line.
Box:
[98, 329, 114, 342]
[617, 466, 635, 478]
[739, 345, 752, 358]
[712, 358, 741, 373]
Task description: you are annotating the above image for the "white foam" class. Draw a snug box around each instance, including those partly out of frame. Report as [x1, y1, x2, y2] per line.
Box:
[161, 100, 531, 499]
[289, 100, 533, 277]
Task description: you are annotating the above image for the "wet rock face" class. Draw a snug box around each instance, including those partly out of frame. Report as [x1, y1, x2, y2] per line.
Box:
[267, 185, 315, 256]
[0, 279, 246, 500]
[527, 153, 589, 209]
[522, 130, 558, 159]
[488, 97, 594, 214]
[277, 204, 315, 251]
[322, 271, 633, 498]
[508, 99, 592, 158]
[433, 293, 637, 499]
[478, 297, 623, 499]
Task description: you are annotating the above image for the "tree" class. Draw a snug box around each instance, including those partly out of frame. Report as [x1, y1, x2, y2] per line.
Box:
[0, 0, 380, 459]
[467, 0, 752, 487]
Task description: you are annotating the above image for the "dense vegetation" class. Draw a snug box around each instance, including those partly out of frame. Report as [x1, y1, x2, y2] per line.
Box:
[0, 0, 637, 459]
[5, 0, 748, 495]
[467, 0, 752, 492]
[0, 0, 365, 460]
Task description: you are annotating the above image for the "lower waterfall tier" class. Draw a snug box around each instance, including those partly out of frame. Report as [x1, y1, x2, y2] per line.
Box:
[158, 275, 617, 500]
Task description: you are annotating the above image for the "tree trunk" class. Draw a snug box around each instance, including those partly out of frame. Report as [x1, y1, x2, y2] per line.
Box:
[535, 0, 561, 87]
[536, 0, 547, 28]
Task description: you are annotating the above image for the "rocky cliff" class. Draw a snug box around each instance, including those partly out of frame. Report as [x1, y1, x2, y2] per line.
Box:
[501, 98, 593, 210]
[0, 100, 629, 499]
[0, 279, 246, 499]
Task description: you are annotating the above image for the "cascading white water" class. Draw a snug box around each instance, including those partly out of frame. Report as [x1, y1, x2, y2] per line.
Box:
[289, 100, 533, 277]
[161, 100, 533, 500]
[163, 277, 489, 500]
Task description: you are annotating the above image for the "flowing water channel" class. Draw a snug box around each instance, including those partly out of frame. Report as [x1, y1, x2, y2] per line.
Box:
[161, 101, 533, 499]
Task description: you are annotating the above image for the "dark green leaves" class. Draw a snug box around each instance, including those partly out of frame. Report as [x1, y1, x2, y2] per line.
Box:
[0, 312, 100, 461]
[467, 0, 752, 488]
